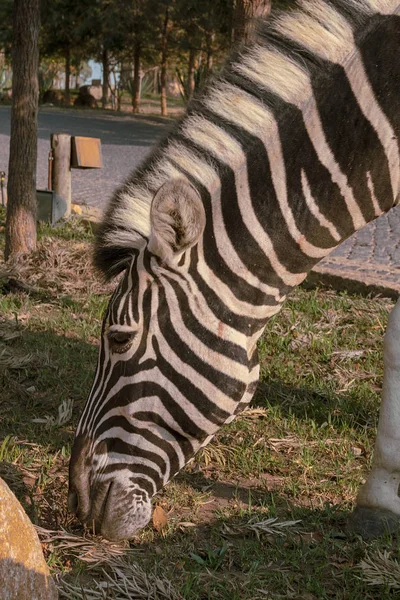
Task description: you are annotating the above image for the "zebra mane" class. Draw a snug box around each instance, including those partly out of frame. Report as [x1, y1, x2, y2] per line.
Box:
[95, 0, 400, 279]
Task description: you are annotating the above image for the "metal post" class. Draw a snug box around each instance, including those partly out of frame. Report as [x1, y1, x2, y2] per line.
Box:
[50, 133, 71, 217]
[47, 150, 54, 191]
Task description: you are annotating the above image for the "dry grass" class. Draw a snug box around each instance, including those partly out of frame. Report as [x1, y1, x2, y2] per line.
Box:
[58, 557, 183, 600]
[1, 229, 115, 301]
[359, 551, 400, 590]
[36, 526, 137, 566]
[221, 516, 301, 539]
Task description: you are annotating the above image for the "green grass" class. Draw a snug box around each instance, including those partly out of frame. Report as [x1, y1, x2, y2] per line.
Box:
[0, 216, 398, 599]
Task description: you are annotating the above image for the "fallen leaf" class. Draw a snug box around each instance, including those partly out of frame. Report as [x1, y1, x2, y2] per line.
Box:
[152, 505, 168, 532]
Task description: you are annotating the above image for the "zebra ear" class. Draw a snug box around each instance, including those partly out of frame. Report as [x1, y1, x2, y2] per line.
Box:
[148, 179, 205, 262]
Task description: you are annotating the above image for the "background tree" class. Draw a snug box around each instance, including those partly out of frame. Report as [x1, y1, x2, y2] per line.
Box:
[156, 1, 172, 117]
[5, 0, 40, 260]
[40, 0, 90, 105]
[233, 0, 272, 44]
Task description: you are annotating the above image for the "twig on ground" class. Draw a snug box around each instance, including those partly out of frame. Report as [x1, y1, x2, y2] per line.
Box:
[359, 550, 400, 589]
[221, 516, 301, 539]
[57, 556, 183, 600]
[35, 526, 137, 566]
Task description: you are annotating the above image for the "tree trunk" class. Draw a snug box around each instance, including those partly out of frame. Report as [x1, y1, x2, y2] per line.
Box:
[205, 32, 215, 76]
[5, 0, 40, 260]
[160, 6, 169, 117]
[153, 67, 158, 95]
[233, 0, 272, 44]
[65, 46, 71, 105]
[101, 47, 109, 109]
[186, 47, 196, 100]
[132, 42, 141, 114]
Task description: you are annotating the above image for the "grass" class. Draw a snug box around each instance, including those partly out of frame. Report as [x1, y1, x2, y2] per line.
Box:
[0, 209, 399, 599]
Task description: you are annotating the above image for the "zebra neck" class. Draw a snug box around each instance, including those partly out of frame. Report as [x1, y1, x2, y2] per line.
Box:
[183, 10, 400, 321]
[96, 3, 400, 300]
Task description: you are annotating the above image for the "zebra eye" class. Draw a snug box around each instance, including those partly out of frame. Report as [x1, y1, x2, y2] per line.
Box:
[107, 330, 136, 353]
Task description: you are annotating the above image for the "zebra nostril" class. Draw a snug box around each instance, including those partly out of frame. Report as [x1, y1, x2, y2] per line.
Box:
[68, 488, 79, 514]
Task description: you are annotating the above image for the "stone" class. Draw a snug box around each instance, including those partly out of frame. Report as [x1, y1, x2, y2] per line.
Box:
[87, 84, 102, 101]
[0, 477, 58, 599]
[74, 86, 98, 108]
[41, 90, 64, 106]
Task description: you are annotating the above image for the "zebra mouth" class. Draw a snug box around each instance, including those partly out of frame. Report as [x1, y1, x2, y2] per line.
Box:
[68, 479, 114, 534]
[67, 488, 79, 514]
[90, 480, 114, 534]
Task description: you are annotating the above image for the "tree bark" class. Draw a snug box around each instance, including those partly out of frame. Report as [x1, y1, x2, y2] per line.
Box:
[186, 47, 196, 100]
[233, 0, 272, 44]
[5, 0, 40, 260]
[132, 42, 141, 114]
[205, 32, 215, 76]
[65, 46, 71, 105]
[101, 47, 109, 109]
[160, 6, 169, 117]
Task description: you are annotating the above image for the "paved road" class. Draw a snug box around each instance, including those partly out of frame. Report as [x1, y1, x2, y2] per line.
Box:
[0, 105, 398, 296]
[0, 106, 170, 208]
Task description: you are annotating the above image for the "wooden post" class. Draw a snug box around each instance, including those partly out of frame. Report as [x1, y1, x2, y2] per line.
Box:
[51, 133, 71, 217]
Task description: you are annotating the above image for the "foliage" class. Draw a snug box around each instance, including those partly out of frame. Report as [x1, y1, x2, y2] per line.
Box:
[3, 0, 301, 113]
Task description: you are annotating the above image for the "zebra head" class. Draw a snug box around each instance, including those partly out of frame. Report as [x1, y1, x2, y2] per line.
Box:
[68, 179, 259, 540]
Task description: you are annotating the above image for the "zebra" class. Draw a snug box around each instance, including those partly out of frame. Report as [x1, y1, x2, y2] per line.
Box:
[68, 0, 400, 541]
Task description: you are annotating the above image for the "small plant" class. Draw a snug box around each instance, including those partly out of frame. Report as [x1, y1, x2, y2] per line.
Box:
[190, 544, 228, 570]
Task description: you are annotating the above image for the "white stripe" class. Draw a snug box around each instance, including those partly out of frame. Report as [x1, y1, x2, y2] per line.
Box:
[267, 118, 338, 259]
[301, 170, 341, 241]
[97, 468, 158, 495]
[156, 330, 238, 415]
[366, 171, 384, 217]
[165, 140, 301, 309]
[205, 83, 308, 286]
[154, 261, 252, 345]
[96, 426, 171, 482]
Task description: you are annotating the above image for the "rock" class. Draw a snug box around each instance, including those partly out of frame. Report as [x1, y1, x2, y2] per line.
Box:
[87, 84, 102, 101]
[41, 90, 64, 106]
[74, 86, 98, 108]
[0, 477, 58, 599]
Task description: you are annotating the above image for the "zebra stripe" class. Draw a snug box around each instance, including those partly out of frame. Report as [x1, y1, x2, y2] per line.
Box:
[68, 0, 400, 541]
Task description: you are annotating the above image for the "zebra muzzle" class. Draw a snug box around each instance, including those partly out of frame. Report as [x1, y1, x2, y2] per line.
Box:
[68, 433, 92, 522]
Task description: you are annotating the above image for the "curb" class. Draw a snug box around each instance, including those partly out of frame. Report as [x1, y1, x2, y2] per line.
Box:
[307, 258, 400, 300]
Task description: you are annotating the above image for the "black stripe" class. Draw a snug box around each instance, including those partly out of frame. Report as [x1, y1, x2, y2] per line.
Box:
[153, 337, 232, 426]
[159, 272, 249, 364]
[157, 286, 246, 399]
[311, 61, 391, 224]
[91, 382, 209, 440]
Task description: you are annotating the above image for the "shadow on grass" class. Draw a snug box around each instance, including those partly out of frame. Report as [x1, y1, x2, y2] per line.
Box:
[252, 379, 379, 431]
[0, 326, 97, 448]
